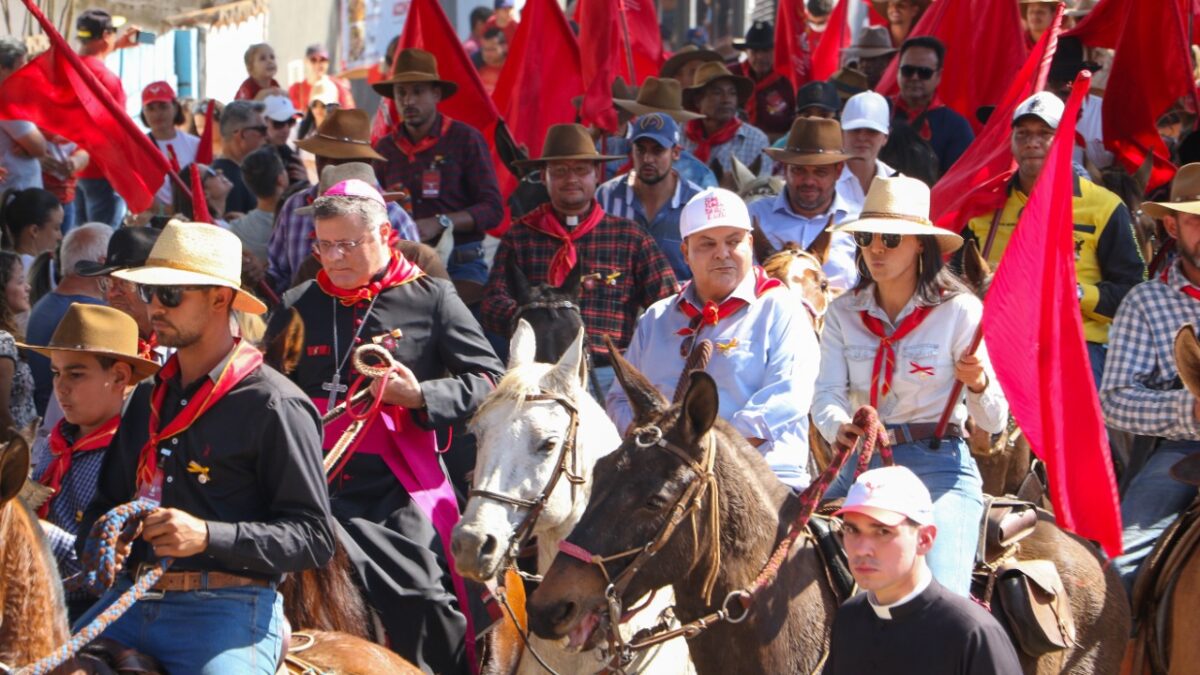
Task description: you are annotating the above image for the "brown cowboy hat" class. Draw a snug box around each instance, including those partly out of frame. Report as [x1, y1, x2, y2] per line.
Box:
[841, 26, 898, 61]
[829, 67, 870, 102]
[21, 304, 159, 383]
[371, 48, 459, 99]
[660, 46, 723, 80]
[764, 117, 853, 165]
[294, 163, 406, 216]
[614, 77, 705, 122]
[295, 108, 385, 161]
[683, 62, 753, 110]
[571, 77, 637, 112]
[1143, 163, 1200, 218]
[870, 0, 932, 21]
[512, 123, 625, 168]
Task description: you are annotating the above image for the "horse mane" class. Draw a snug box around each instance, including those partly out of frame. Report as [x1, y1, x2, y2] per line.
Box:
[470, 361, 559, 425]
[0, 496, 70, 663]
[279, 541, 371, 640]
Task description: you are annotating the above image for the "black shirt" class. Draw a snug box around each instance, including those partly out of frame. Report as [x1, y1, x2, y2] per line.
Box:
[80, 346, 335, 581]
[823, 577, 1023, 675]
[212, 157, 257, 217]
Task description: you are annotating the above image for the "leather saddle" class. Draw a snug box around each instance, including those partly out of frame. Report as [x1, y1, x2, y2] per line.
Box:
[1129, 493, 1200, 675]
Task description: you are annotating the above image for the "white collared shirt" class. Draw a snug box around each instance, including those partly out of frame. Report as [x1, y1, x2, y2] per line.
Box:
[868, 565, 934, 619]
[837, 159, 897, 213]
[747, 189, 860, 291]
[813, 285, 1008, 444]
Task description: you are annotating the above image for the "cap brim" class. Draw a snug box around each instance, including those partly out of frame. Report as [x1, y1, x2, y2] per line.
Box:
[613, 98, 705, 121]
[833, 504, 909, 527]
[842, 120, 889, 134]
[112, 266, 268, 314]
[1143, 200, 1200, 219]
[763, 148, 853, 165]
[18, 344, 160, 384]
[832, 217, 964, 254]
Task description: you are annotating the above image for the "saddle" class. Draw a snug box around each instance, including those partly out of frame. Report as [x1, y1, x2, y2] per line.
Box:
[807, 515, 855, 603]
[1128, 492, 1200, 675]
[77, 639, 164, 674]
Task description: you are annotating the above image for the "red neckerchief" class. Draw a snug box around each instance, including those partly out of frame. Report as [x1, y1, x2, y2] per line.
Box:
[892, 94, 946, 142]
[860, 304, 934, 408]
[316, 252, 425, 307]
[138, 333, 158, 361]
[521, 202, 606, 286]
[676, 267, 782, 336]
[1159, 263, 1200, 301]
[39, 415, 121, 519]
[746, 71, 785, 125]
[684, 117, 743, 163]
[135, 340, 263, 489]
[392, 115, 453, 163]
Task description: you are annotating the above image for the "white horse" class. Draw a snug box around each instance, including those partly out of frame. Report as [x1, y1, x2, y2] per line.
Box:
[452, 321, 694, 675]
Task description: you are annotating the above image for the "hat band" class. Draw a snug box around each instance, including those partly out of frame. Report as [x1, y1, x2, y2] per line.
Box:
[317, 133, 371, 146]
[143, 256, 240, 287]
[784, 147, 843, 155]
[859, 211, 936, 227]
[43, 344, 144, 361]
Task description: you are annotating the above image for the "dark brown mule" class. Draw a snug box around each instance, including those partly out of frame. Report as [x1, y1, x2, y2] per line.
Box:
[527, 351, 838, 675]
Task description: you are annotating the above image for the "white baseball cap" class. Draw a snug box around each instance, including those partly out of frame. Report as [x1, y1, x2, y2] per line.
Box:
[262, 95, 300, 122]
[679, 187, 751, 239]
[841, 91, 890, 135]
[834, 465, 935, 527]
[1012, 91, 1064, 130]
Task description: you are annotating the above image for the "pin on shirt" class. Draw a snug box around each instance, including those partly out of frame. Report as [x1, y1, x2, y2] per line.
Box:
[372, 328, 404, 352]
[187, 461, 211, 484]
[715, 337, 741, 354]
[582, 270, 622, 291]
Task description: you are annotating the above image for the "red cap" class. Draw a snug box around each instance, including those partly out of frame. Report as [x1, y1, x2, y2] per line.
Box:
[141, 81, 177, 106]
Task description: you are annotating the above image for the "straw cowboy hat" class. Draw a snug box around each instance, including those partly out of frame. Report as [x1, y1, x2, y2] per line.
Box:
[20, 304, 159, 383]
[512, 124, 624, 168]
[614, 77, 705, 122]
[841, 26, 898, 61]
[660, 45, 723, 80]
[683, 62, 753, 110]
[764, 117, 853, 165]
[295, 108, 385, 161]
[371, 48, 458, 99]
[832, 175, 964, 254]
[1143, 163, 1200, 219]
[113, 221, 268, 314]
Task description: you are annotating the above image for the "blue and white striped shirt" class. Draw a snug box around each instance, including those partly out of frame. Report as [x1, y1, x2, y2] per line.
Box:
[596, 171, 705, 281]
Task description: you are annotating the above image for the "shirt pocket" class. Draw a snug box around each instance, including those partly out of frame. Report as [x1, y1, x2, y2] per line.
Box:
[843, 344, 878, 393]
[899, 343, 943, 386]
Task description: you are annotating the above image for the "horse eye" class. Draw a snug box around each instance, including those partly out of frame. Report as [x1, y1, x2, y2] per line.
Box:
[820, 280, 829, 291]
[644, 494, 669, 511]
[538, 438, 559, 454]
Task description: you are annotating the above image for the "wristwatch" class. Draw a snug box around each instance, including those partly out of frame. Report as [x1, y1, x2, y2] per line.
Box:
[436, 213, 454, 231]
[1076, 284, 1084, 300]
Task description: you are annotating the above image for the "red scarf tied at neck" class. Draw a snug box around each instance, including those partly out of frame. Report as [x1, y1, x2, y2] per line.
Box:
[746, 71, 784, 125]
[685, 117, 743, 163]
[39, 415, 122, 519]
[676, 267, 783, 337]
[392, 115, 453, 163]
[860, 305, 934, 408]
[316, 252, 425, 307]
[892, 94, 946, 142]
[522, 202, 606, 287]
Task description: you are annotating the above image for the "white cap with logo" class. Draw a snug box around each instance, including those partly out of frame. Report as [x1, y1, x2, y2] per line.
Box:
[1012, 91, 1064, 130]
[834, 465, 935, 527]
[841, 91, 891, 135]
[263, 95, 300, 122]
[679, 187, 752, 239]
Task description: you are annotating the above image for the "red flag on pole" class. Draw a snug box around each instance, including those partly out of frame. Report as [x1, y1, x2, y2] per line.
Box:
[930, 6, 1062, 231]
[620, 0, 666, 84]
[809, 0, 851, 82]
[0, 0, 170, 214]
[575, 0, 623, 132]
[774, 0, 809, 88]
[982, 71, 1123, 559]
[195, 99, 215, 166]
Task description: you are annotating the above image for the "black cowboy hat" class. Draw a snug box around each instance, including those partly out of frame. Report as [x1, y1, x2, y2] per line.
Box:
[733, 21, 774, 51]
[76, 226, 161, 277]
[1048, 37, 1100, 84]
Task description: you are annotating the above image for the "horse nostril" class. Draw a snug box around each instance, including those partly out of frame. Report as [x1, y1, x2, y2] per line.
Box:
[480, 534, 498, 558]
[552, 601, 576, 628]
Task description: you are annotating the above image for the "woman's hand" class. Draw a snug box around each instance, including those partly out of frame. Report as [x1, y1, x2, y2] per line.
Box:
[955, 354, 988, 393]
[836, 422, 865, 449]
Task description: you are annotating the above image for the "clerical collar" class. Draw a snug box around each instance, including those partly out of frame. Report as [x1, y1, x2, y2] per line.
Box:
[867, 565, 933, 620]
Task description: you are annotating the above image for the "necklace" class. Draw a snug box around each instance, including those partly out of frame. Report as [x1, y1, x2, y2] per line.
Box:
[323, 295, 381, 409]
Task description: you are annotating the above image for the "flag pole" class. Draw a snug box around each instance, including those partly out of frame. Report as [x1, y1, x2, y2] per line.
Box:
[616, 0, 638, 84]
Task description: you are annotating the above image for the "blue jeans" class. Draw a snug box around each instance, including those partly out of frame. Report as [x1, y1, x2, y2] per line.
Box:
[1087, 341, 1107, 390]
[446, 240, 489, 285]
[72, 575, 284, 674]
[76, 177, 126, 228]
[826, 433, 984, 597]
[60, 199, 77, 234]
[590, 365, 614, 405]
[1114, 439, 1200, 594]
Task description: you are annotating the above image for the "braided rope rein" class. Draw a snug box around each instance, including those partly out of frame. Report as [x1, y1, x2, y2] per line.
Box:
[321, 344, 399, 480]
[672, 340, 714, 404]
[19, 500, 170, 675]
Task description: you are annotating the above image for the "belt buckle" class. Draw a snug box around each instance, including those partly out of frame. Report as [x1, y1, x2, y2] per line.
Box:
[885, 429, 899, 447]
[135, 563, 166, 600]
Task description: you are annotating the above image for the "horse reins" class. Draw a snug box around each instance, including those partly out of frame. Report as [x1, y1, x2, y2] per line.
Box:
[321, 344, 399, 481]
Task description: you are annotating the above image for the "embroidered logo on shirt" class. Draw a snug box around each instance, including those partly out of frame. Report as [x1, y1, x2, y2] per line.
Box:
[908, 362, 935, 379]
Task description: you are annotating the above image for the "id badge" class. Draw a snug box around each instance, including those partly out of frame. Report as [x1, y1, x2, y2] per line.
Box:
[136, 468, 165, 507]
[421, 169, 441, 198]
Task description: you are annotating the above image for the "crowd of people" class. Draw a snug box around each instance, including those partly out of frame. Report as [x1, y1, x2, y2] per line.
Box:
[0, 0, 1198, 672]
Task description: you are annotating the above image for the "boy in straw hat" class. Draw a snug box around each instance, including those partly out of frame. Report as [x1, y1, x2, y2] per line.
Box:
[680, 61, 775, 177]
[1100, 162, 1200, 592]
[75, 221, 334, 674]
[26, 303, 159, 620]
[814, 175, 1007, 596]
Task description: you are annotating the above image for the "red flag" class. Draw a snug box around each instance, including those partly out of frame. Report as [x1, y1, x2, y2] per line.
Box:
[876, 0, 1027, 131]
[189, 165, 214, 224]
[0, 0, 169, 214]
[195, 99, 215, 165]
[809, 0, 850, 82]
[620, 0, 666, 84]
[982, 71, 1123, 559]
[930, 7, 1062, 231]
[774, 0, 809, 88]
[575, 0, 623, 131]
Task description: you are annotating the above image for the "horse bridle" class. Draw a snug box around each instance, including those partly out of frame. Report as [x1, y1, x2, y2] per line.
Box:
[468, 392, 585, 565]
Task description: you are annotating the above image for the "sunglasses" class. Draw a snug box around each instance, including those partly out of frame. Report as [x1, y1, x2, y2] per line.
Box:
[269, 118, 297, 129]
[853, 232, 904, 249]
[899, 65, 937, 81]
[240, 125, 269, 136]
[137, 284, 209, 308]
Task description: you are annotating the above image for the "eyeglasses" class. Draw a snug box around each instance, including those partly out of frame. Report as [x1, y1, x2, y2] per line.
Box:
[899, 65, 937, 81]
[239, 125, 269, 136]
[853, 232, 903, 249]
[137, 284, 210, 308]
[269, 118, 297, 130]
[312, 234, 371, 257]
[546, 164, 597, 180]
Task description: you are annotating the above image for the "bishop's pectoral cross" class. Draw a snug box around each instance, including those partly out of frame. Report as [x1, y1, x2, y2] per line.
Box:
[323, 377, 349, 409]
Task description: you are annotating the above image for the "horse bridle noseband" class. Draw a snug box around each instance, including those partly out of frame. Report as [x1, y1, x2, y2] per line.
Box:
[469, 392, 585, 565]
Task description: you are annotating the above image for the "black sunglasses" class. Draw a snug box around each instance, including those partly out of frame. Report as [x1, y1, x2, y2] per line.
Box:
[853, 232, 903, 249]
[899, 65, 937, 81]
[269, 118, 297, 129]
[240, 125, 269, 135]
[137, 284, 209, 308]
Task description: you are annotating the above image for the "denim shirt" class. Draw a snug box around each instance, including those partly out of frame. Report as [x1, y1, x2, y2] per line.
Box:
[747, 189, 860, 291]
[596, 171, 704, 280]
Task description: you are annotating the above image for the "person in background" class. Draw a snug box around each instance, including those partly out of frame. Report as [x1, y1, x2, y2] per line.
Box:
[874, 0, 930, 47]
[39, 135, 88, 235]
[142, 81, 200, 211]
[190, 99, 224, 160]
[1, 188, 63, 274]
[681, 62, 774, 177]
[235, 43, 281, 101]
[892, 36, 975, 175]
[838, 91, 897, 210]
[612, 77, 718, 188]
[840, 26, 899, 91]
[475, 27, 507, 96]
[1020, 0, 1063, 48]
[732, 21, 795, 142]
[261, 95, 307, 186]
[0, 250, 35, 431]
[287, 43, 355, 112]
[213, 100, 268, 217]
[231, 147, 286, 266]
[658, 45, 723, 88]
[0, 36, 47, 193]
[463, 6, 494, 59]
[485, 0, 518, 44]
[172, 164, 233, 227]
[370, 36, 403, 145]
[73, 8, 133, 227]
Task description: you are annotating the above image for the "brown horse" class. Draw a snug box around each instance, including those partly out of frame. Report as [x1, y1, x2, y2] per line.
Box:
[527, 352, 838, 675]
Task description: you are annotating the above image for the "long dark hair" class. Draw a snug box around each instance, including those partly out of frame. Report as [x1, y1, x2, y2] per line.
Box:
[854, 234, 971, 305]
[0, 250, 25, 339]
[0, 188, 61, 250]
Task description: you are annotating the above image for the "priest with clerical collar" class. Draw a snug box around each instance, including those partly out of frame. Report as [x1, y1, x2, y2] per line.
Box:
[265, 178, 504, 674]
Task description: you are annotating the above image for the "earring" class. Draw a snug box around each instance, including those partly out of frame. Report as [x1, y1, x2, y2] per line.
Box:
[917, 254, 924, 277]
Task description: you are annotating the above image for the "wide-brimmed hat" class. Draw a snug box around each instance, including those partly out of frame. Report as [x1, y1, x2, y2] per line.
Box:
[512, 124, 624, 168]
[20, 304, 159, 383]
[1047, 37, 1099, 83]
[76, 226, 161, 277]
[796, 80, 842, 114]
[614, 77, 705, 122]
[660, 46, 723, 80]
[1143, 164, 1200, 218]
[764, 117, 853, 165]
[870, 0, 932, 21]
[831, 175, 963, 254]
[371, 48, 458, 99]
[295, 108, 384, 161]
[829, 67, 870, 102]
[733, 21, 774, 51]
[113, 221, 267, 314]
[683, 62, 753, 109]
[842, 26, 899, 61]
[295, 163, 406, 216]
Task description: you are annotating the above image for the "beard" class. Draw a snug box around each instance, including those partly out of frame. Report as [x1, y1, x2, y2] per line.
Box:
[637, 167, 668, 185]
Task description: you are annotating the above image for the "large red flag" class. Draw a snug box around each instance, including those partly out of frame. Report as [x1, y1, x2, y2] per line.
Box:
[809, 0, 851, 82]
[930, 7, 1061, 231]
[774, 0, 809, 88]
[620, 0, 666, 84]
[876, 0, 1027, 132]
[575, 0, 623, 131]
[982, 71, 1123, 559]
[0, 0, 169, 214]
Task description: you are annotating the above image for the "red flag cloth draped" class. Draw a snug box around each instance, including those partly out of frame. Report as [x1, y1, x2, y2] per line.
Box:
[195, 99, 215, 165]
[620, 0, 666, 84]
[0, 0, 169, 213]
[1070, 0, 1192, 191]
[930, 7, 1061, 231]
[875, 0, 1027, 132]
[774, 0, 809, 88]
[575, 0, 623, 131]
[981, 71, 1123, 559]
[810, 0, 851, 81]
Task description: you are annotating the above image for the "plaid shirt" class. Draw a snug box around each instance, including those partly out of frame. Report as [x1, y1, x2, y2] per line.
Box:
[1100, 260, 1200, 440]
[481, 207, 680, 358]
[372, 114, 503, 242]
[266, 183, 419, 293]
[31, 428, 107, 596]
[679, 121, 775, 178]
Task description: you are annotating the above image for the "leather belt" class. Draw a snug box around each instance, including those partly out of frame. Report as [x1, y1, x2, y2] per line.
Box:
[886, 422, 964, 447]
[135, 566, 272, 593]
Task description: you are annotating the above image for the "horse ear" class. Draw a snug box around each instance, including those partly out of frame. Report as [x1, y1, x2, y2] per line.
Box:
[605, 334, 667, 422]
[560, 263, 583, 299]
[807, 219, 834, 265]
[680, 371, 719, 446]
[961, 239, 991, 295]
[550, 327, 588, 388]
[730, 157, 755, 192]
[508, 262, 533, 306]
[751, 216, 779, 263]
[0, 434, 30, 505]
[509, 319, 537, 369]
